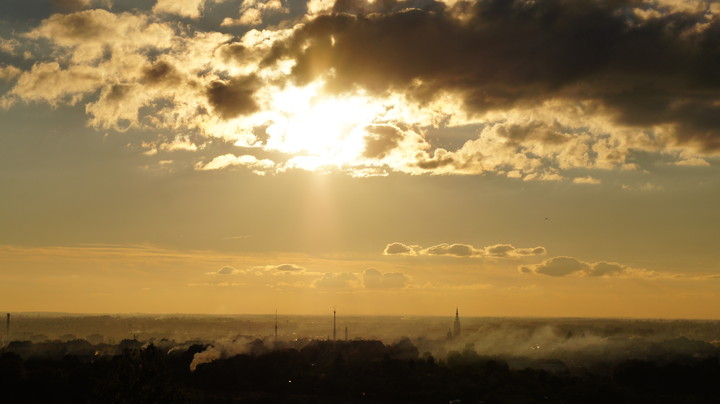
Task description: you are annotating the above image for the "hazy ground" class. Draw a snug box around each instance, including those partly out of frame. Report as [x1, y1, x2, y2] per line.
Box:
[4, 313, 719, 363]
[2, 314, 719, 402]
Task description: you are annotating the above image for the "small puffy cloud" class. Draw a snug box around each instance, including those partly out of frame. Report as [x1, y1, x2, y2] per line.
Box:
[520, 256, 590, 277]
[363, 268, 410, 289]
[423, 243, 477, 257]
[383, 242, 417, 256]
[306, 0, 336, 16]
[591, 262, 627, 277]
[188, 282, 245, 287]
[386, 242, 547, 258]
[195, 154, 275, 173]
[573, 176, 602, 185]
[221, 0, 288, 27]
[217, 266, 238, 275]
[206, 75, 261, 120]
[0, 66, 20, 82]
[153, 0, 206, 19]
[159, 136, 199, 152]
[621, 182, 664, 192]
[674, 157, 711, 167]
[486, 244, 547, 258]
[313, 272, 359, 288]
[0, 38, 19, 55]
[271, 264, 305, 272]
[520, 257, 654, 278]
[8, 63, 102, 106]
[27, 9, 175, 63]
[518, 246, 548, 256]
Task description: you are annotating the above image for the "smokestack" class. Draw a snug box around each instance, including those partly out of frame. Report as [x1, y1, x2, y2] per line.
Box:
[344, 326, 348, 341]
[6, 313, 9, 341]
[333, 308, 337, 341]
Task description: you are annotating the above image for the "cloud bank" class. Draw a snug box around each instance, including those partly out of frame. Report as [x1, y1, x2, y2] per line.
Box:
[519, 256, 656, 278]
[384, 242, 546, 258]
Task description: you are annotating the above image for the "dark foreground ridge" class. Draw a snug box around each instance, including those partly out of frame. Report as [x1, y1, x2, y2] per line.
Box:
[2, 337, 720, 403]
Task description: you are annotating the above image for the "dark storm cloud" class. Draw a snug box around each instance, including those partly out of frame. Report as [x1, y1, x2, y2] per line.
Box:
[206, 75, 261, 120]
[265, 0, 720, 150]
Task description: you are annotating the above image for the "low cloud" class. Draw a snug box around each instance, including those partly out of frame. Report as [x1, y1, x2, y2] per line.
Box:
[673, 157, 711, 167]
[384, 242, 546, 258]
[362, 268, 409, 289]
[195, 154, 276, 174]
[188, 282, 246, 287]
[383, 242, 418, 256]
[519, 256, 656, 278]
[573, 176, 602, 185]
[270, 264, 305, 272]
[217, 266, 237, 275]
[313, 272, 360, 288]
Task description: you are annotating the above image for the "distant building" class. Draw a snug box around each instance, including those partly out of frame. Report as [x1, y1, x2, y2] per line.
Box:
[453, 308, 461, 339]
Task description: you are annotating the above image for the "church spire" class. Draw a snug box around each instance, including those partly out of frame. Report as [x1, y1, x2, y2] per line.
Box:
[453, 307, 461, 338]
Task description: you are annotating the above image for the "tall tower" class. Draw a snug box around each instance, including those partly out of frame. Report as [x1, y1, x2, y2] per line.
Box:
[453, 307, 461, 339]
[332, 308, 337, 341]
[6, 313, 9, 342]
[274, 310, 278, 343]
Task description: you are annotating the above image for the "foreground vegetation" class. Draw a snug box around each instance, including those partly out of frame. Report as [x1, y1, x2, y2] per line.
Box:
[1, 338, 719, 403]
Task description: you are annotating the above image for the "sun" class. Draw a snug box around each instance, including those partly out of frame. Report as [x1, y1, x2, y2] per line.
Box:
[263, 81, 388, 169]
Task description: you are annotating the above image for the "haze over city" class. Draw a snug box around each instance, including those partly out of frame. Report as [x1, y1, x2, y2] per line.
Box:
[1, 0, 720, 319]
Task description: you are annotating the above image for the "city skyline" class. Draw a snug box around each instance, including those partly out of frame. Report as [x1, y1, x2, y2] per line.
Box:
[1, 0, 720, 318]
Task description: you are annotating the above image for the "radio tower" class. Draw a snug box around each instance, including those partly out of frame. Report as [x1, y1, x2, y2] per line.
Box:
[332, 307, 337, 341]
[274, 309, 278, 343]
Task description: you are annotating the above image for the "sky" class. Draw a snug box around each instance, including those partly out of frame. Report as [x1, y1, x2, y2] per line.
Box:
[1, 0, 720, 318]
